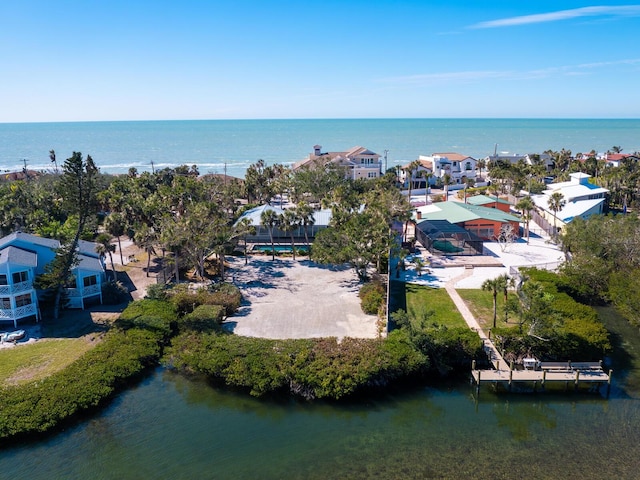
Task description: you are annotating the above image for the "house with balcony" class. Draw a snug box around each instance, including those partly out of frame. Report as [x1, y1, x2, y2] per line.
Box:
[400, 153, 477, 188]
[293, 145, 382, 181]
[0, 232, 106, 327]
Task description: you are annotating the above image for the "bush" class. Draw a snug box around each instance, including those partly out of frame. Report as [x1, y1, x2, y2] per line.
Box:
[101, 280, 130, 304]
[179, 304, 225, 332]
[359, 280, 386, 315]
[0, 328, 162, 443]
[166, 332, 428, 400]
[145, 283, 169, 301]
[168, 283, 242, 317]
[115, 299, 178, 336]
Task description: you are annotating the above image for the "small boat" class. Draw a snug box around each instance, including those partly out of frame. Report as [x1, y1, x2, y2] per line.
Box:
[0, 330, 26, 343]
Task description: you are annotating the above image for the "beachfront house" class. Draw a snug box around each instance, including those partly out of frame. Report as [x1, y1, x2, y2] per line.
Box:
[293, 145, 382, 181]
[531, 172, 609, 229]
[401, 153, 477, 188]
[484, 152, 554, 172]
[0, 232, 106, 327]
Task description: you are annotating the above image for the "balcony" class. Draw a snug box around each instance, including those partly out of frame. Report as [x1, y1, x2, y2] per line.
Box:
[0, 303, 37, 320]
[0, 281, 33, 295]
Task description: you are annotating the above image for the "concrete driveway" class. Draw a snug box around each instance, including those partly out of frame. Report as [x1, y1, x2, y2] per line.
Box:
[223, 256, 379, 340]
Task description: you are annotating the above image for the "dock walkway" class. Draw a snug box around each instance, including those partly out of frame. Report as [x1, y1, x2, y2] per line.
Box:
[444, 271, 611, 393]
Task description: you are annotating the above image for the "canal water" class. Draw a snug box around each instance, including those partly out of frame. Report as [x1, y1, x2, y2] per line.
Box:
[1, 309, 639, 479]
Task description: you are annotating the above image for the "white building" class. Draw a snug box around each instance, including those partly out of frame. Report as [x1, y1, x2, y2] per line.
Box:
[400, 152, 477, 187]
[532, 172, 609, 228]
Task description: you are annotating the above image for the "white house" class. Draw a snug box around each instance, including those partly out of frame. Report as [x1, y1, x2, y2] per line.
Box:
[532, 172, 609, 228]
[293, 145, 382, 181]
[0, 232, 106, 327]
[485, 152, 554, 171]
[401, 153, 477, 187]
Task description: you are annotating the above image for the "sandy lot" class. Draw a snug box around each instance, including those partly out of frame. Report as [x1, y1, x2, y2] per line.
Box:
[222, 256, 380, 339]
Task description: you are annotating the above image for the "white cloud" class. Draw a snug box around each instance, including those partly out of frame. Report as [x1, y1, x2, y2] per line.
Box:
[470, 5, 640, 29]
[379, 59, 640, 86]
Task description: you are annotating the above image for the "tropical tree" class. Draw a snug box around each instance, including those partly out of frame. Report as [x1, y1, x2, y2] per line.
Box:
[96, 232, 117, 281]
[516, 195, 535, 243]
[294, 201, 315, 256]
[279, 209, 300, 260]
[482, 276, 504, 329]
[104, 212, 127, 264]
[547, 191, 565, 241]
[260, 209, 280, 261]
[414, 257, 425, 277]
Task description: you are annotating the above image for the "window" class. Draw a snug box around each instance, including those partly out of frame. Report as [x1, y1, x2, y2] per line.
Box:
[12, 271, 28, 283]
[465, 162, 472, 171]
[83, 275, 98, 287]
[368, 172, 377, 178]
[0, 275, 6, 286]
[15, 293, 32, 307]
[0, 297, 10, 309]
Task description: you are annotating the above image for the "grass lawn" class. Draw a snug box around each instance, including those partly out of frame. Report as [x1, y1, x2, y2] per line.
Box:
[457, 289, 519, 330]
[390, 281, 466, 328]
[0, 338, 97, 386]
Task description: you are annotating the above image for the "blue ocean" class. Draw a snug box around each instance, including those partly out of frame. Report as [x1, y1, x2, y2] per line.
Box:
[0, 118, 638, 178]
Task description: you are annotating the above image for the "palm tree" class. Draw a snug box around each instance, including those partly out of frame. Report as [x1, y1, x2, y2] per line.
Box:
[294, 202, 315, 257]
[547, 192, 565, 241]
[234, 217, 255, 265]
[403, 159, 422, 242]
[279, 209, 300, 261]
[260, 209, 280, 261]
[499, 274, 514, 323]
[482, 276, 503, 329]
[104, 212, 127, 264]
[96, 232, 117, 281]
[516, 195, 535, 243]
[477, 158, 486, 180]
[442, 173, 452, 200]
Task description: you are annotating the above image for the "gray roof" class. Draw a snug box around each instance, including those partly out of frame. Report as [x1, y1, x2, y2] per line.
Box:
[0, 231, 59, 250]
[0, 246, 38, 267]
[235, 204, 286, 226]
[76, 254, 104, 272]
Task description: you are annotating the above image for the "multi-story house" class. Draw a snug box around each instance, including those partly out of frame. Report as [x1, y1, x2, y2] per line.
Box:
[294, 145, 382, 181]
[0, 232, 106, 327]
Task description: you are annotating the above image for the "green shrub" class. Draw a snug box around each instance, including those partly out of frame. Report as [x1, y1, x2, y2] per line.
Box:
[179, 304, 225, 332]
[359, 280, 386, 315]
[145, 283, 169, 301]
[0, 328, 162, 443]
[101, 280, 129, 304]
[169, 283, 242, 317]
[166, 332, 428, 400]
[115, 299, 178, 336]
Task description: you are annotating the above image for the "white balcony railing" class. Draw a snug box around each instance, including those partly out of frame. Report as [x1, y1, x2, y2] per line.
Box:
[0, 281, 33, 295]
[66, 283, 101, 298]
[0, 303, 37, 320]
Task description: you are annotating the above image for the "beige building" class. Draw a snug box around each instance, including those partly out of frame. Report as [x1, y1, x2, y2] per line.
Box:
[294, 145, 382, 180]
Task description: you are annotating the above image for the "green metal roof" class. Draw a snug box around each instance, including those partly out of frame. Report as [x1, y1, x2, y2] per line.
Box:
[418, 201, 521, 224]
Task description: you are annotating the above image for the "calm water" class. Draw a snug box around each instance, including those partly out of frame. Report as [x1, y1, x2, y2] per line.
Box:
[1, 119, 639, 178]
[1, 369, 639, 479]
[1, 306, 639, 480]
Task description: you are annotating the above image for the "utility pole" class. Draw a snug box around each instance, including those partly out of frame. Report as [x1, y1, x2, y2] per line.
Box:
[384, 150, 389, 173]
[150, 160, 155, 174]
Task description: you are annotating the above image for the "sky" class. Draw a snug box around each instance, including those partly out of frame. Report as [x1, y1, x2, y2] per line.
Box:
[1, 1, 639, 122]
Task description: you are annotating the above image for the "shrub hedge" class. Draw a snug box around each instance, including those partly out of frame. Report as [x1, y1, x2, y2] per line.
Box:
[359, 280, 386, 315]
[166, 330, 427, 399]
[0, 328, 162, 444]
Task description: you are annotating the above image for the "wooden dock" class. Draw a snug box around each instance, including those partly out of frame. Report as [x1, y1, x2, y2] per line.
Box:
[471, 361, 613, 394]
